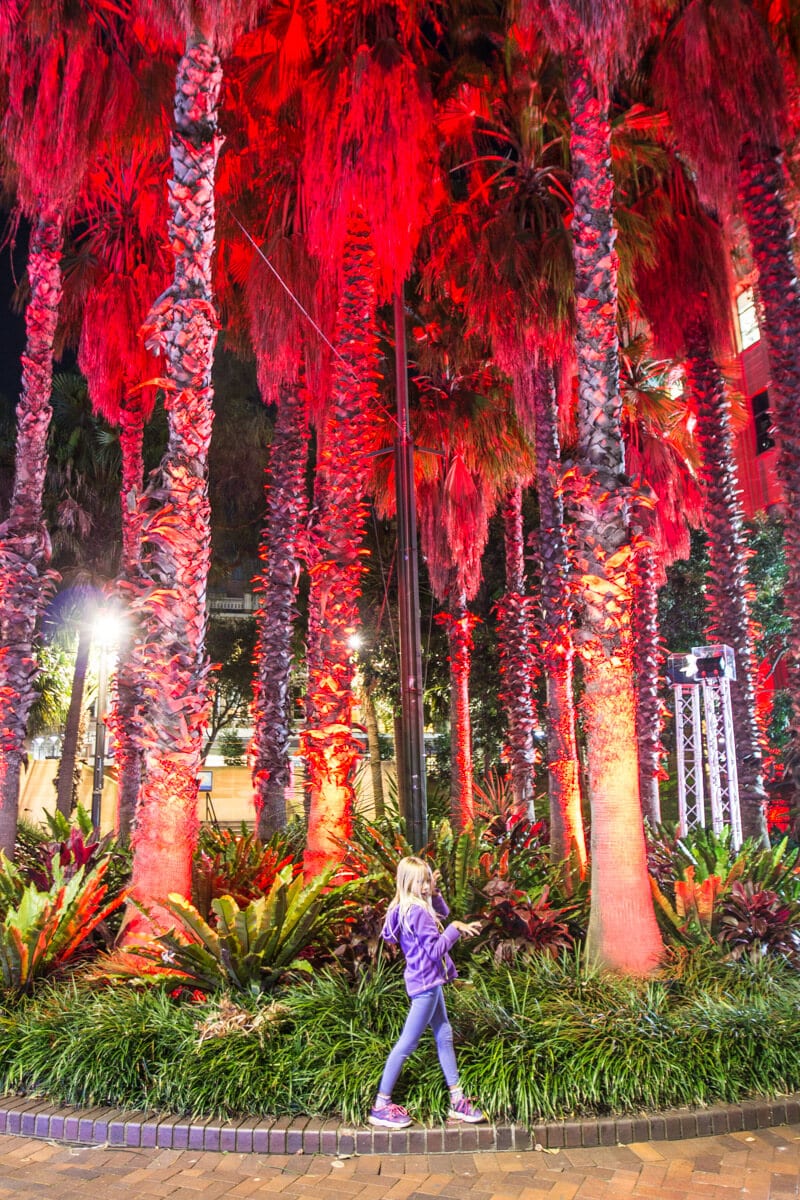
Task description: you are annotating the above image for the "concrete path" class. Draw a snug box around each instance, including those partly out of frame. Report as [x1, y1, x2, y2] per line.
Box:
[1, 1124, 799, 1199]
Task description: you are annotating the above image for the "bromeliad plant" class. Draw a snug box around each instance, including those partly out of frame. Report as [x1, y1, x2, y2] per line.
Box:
[192, 827, 298, 920]
[105, 867, 353, 996]
[0, 856, 129, 994]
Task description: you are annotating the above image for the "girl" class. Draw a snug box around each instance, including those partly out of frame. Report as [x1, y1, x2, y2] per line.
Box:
[369, 856, 485, 1128]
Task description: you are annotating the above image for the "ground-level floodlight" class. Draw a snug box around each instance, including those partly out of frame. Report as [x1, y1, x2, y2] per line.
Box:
[666, 644, 742, 848]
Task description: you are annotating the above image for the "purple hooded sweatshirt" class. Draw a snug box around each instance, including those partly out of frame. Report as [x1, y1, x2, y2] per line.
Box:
[382, 892, 460, 997]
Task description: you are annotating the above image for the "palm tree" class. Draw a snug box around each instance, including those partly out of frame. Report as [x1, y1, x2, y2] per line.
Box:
[654, 0, 800, 811]
[519, 0, 664, 972]
[68, 148, 171, 840]
[125, 0, 269, 925]
[496, 482, 538, 815]
[634, 185, 769, 843]
[298, 12, 438, 875]
[618, 333, 704, 824]
[425, 30, 586, 867]
[0, 1, 129, 853]
[43, 373, 122, 817]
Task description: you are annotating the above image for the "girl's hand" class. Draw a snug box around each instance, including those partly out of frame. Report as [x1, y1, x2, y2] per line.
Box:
[432, 869, 442, 892]
[451, 920, 482, 938]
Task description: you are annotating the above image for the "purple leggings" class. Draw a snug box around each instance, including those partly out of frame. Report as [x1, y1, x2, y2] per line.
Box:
[378, 986, 459, 1096]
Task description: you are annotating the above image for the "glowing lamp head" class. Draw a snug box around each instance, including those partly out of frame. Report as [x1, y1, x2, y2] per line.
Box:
[92, 606, 127, 650]
[347, 633, 363, 652]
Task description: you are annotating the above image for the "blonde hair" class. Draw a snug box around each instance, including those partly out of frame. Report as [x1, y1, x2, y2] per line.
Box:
[387, 856, 440, 928]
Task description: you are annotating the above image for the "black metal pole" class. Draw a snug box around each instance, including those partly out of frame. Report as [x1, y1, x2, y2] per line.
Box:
[91, 645, 108, 833]
[394, 289, 427, 850]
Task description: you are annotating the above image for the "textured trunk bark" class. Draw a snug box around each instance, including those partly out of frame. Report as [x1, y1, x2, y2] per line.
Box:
[55, 621, 92, 818]
[567, 56, 662, 972]
[302, 212, 379, 879]
[632, 542, 663, 825]
[684, 325, 768, 844]
[111, 403, 146, 844]
[252, 383, 310, 840]
[528, 359, 587, 876]
[496, 484, 537, 814]
[440, 596, 477, 830]
[127, 36, 223, 926]
[738, 143, 800, 815]
[0, 212, 63, 856]
[584, 654, 660, 970]
[361, 680, 385, 819]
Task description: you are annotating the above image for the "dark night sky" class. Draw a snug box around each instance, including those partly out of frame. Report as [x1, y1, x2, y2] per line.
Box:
[0, 219, 27, 411]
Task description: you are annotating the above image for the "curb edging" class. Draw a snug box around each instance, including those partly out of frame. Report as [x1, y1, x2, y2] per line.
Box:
[0, 1093, 798, 1155]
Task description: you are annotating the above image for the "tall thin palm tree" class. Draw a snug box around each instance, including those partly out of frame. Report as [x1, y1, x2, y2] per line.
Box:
[519, 0, 664, 972]
[0, 1, 131, 853]
[125, 0, 269, 925]
[68, 149, 171, 839]
[298, 11, 438, 875]
[496, 482, 538, 814]
[635, 186, 769, 843]
[425, 31, 586, 866]
[654, 0, 800, 810]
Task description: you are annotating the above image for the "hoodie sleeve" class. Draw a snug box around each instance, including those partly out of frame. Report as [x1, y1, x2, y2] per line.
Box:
[407, 906, 460, 963]
[432, 892, 450, 919]
[381, 908, 400, 944]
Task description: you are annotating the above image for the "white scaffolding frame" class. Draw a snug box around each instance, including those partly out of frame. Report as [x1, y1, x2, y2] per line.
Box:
[670, 644, 742, 849]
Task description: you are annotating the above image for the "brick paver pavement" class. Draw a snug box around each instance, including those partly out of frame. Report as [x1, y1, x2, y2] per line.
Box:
[0, 1124, 799, 1200]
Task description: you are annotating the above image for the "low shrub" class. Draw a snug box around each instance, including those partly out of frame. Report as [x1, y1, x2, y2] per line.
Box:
[2, 949, 800, 1125]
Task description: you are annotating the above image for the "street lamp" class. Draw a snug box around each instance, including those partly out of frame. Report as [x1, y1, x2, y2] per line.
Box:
[90, 606, 126, 833]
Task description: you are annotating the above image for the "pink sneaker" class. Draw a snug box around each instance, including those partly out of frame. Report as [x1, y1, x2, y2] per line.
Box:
[448, 1095, 485, 1123]
[368, 1100, 412, 1128]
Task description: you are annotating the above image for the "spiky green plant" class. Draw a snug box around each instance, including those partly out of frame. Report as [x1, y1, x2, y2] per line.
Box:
[0, 857, 128, 993]
[103, 867, 351, 995]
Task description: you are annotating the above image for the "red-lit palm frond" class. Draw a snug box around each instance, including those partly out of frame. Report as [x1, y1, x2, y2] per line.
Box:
[247, 233, 333, 406]
[619, 331, 703, 577]
[302, 36, 440, 297]
[426, 31, 574, 369]
[653, 0, 785, 208]
[132, 0, 269, 53]
[78, 269, 165, 424]
[64, 148, 171, 425]
[397, 331, 533, 604]
[633, 163, 736, 363]
[78, 151, 171, 279]
[518, 0, 656, 92]
[0, 2, 137, 215]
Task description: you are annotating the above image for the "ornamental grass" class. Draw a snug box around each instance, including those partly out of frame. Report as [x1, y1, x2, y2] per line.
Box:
[2, 950, 800, 1125]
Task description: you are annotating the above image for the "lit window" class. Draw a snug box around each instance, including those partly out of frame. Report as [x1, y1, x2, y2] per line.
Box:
[737, 289, 760, 350]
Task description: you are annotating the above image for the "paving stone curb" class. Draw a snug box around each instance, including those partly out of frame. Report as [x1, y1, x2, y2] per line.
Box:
[0, 1093, 798, 1155]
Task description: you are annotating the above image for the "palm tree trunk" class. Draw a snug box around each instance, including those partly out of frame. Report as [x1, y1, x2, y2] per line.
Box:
[252, 382, 310, 840]
[632, 541, 663, 825]
[55, 621, 92, 817]
[0, 212, 63, 855]
[111, 403, 145, 843]
[127, 35, 222, 924]
[737, 143, 800, 814]
[684, 324, 768, 844]
[439, 595, 477, 830]
[302, 211, 379, 879]
[567, 55, 662, 972]
[361, 679, 385, 819]
[528, 359, 587, 877]
[496, 484, 536, 813]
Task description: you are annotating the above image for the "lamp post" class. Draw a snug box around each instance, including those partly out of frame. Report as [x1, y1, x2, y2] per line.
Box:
[90, 607, 125, 833]
[393, 289, 427, 850]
